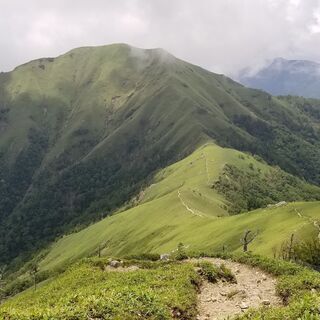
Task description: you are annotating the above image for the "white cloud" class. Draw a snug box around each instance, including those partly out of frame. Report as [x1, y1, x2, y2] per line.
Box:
[0, 0, 320, 76]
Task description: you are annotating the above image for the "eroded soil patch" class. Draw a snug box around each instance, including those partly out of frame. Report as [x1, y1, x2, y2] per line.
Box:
[194, 258, 281, 320]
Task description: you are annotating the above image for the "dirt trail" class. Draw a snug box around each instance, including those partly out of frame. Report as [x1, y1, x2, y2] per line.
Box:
[205, 156, 210, 186]
[294, 208, 320, 239]
[202, 152, 214, 186]
[178, 190, 203, 217]
[193, 258, 281, 320]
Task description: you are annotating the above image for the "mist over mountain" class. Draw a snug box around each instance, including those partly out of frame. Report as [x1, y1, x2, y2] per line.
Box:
[239, 58, 320, 99]
[1, 44, 320, 264]
[2, 1, 320, 317]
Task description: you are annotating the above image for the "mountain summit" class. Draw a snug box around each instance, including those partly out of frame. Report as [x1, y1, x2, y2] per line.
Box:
[239, 57, 320, 98]
[0, 44, 320, 263]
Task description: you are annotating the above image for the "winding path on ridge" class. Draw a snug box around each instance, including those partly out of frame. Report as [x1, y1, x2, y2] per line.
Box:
[192, 258, 281, 320]
[294, 208, 320, 239]
[177, 190, 203, 217]
[176, 151, 214, 218]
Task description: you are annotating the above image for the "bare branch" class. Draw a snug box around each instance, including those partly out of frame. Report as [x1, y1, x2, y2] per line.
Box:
[241, 229, 258, 252]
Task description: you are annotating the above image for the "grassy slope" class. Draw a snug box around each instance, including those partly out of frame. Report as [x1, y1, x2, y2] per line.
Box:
[0, 44, 213, 262]
[39, 144, 320, 272]
[1, 43, 320, 264]
[0, 260, 199, 320]
[3, 255, 320, 320]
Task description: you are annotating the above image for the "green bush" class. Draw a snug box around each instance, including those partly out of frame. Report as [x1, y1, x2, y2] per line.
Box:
[173, 243, 188, 261]
[276, 270, 320, 303]
[197, 261, 236, 283]
[219, 263, 237, 283]
[197, 261, 219, 282]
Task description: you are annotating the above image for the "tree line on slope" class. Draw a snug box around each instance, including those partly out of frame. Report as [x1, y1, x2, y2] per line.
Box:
[213, 162, 320, 214]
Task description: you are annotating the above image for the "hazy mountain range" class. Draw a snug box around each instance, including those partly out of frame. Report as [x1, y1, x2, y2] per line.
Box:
[239, 57, 320, 98]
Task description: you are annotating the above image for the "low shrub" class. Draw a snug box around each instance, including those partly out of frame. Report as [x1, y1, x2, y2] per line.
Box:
[1, 269, 52, 299]
[220, 263, 237, 283]
[197, 261, 236, 283]
[173, 243, 188, 261]
[236, 293, 320, 320]
[197, 261, 219, 282]
[276, 270, 320, 303]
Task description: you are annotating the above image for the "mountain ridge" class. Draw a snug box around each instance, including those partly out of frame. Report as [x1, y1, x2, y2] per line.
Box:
[37, 143, 320, 273]
[1, 44, 320, 264]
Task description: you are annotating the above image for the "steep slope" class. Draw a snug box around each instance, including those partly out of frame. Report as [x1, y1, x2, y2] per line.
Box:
[37, 144, 320, 273]
[239, 57, 320, 98]
[1, 44, 320, 264]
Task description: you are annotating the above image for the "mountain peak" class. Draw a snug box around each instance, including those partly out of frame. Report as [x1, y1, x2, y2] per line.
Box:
[239, 57, 320, 98]
[1, 44, 320, 265]
[12, 43, 175, 74]
[270, 57, 320, 70]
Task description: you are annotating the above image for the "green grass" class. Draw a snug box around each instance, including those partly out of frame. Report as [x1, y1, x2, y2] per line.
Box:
[0, 259, 200, 319]
[3, 252, 320, 320]
[1, 43, 320, 319]
[196, 261, 236, 283]
[2, 43, 320, 265]
[37, 144, 320, 273]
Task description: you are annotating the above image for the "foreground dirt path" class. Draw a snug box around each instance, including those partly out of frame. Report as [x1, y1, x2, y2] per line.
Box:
[193, 258, 281, 320]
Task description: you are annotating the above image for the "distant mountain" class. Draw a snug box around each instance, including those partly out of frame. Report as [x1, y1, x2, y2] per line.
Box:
[239, 57, 320, 98]
[1, 44, 320, 264]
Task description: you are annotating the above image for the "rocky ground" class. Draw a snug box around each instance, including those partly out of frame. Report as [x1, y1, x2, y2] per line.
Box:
[194, 258, 281, 320]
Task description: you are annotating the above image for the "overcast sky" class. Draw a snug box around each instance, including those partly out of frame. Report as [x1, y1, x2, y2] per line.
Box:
[1, 0, 320, 76]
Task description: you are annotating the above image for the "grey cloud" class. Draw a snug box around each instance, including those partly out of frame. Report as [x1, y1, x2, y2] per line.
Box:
[1, 0, 320, 76]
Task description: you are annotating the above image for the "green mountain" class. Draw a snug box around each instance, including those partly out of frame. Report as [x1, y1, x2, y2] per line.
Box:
[38, 144, 320, 273]
[1, 143, 320, 319]
[1, 43, 320, 265]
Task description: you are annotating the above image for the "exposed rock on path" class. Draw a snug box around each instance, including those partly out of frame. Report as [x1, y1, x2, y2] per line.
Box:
[194, 258, 281, 320]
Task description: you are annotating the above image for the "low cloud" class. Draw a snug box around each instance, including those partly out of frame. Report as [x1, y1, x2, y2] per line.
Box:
[1, 0, 320, 76]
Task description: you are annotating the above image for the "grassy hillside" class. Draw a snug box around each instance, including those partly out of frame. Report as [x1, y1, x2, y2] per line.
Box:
[1, 43, 320, 265]
[0, 259, 200, 319]
[2, 253, 320, 320]
[37, 144, 320, 272]
[0, 143, 319, 317]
